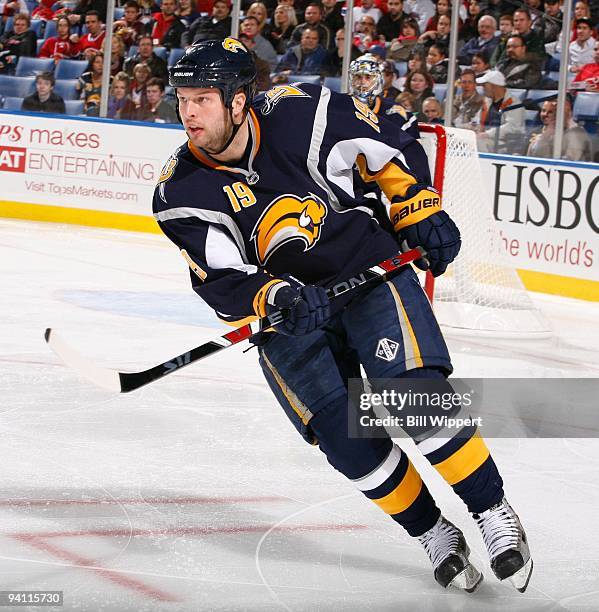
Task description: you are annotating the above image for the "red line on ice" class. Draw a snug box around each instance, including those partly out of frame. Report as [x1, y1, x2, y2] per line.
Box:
[0, 495, 285, 507]
[11, 534, 180, 603]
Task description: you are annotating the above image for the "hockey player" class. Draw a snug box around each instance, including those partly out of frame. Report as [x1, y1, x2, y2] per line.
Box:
[348, 53, 419, 233]
[154, 38, 533, 594]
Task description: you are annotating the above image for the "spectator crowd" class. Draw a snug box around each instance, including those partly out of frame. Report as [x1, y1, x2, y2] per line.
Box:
[0, 0, 597, 158]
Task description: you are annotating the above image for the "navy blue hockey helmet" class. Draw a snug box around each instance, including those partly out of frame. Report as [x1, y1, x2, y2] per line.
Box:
[169, 38, 258, 110]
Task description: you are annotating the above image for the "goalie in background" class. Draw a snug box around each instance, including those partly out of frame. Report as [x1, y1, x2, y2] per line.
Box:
[154, 38, 533, 596]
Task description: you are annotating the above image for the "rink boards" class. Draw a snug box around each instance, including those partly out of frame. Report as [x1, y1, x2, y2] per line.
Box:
[0, 109, 597, 301]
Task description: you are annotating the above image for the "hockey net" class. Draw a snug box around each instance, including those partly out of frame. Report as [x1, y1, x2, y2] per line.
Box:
[418, 124, 551, 337]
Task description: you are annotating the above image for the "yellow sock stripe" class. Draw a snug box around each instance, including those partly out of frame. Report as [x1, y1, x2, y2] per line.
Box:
[387, 282, 423, 369]
[0, 201, 161, 233]
[371, 460, 423, 515]
[261, 353, 313, 426]
[431, 431, 490, 486]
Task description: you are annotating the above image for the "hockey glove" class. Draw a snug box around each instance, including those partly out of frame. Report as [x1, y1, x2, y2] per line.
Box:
[399, 210, 461, 277]
[266, 284, 330, 336]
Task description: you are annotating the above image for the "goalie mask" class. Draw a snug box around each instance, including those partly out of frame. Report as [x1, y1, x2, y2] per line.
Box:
[349, 54, 384, 107]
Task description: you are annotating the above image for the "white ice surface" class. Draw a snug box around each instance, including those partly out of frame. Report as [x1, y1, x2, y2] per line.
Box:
[1, 219, 598, 611]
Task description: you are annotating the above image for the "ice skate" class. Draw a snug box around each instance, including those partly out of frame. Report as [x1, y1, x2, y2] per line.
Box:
[417, 515, 483, 593]
[473, 497, 533, 592]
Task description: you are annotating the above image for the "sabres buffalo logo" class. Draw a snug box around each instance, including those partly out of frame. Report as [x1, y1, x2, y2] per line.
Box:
[222, 37, 246, 53]
[261, 84, 309, 115]
[158, 155, 178, 184]
[251, 194, 328, 265]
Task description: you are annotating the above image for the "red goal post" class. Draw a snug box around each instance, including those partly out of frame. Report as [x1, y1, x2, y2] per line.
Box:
[417, 124, 551, 338]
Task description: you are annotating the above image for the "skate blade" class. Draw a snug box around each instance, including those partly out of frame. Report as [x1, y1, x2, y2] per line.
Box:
[449, 563, 483, 593]
[505, 557, 533, 593]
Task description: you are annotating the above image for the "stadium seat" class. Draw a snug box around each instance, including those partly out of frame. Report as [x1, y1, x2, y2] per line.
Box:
[127, 45, 138, 57]
[0, 75, 36, 97]
[546, 71, 560, 83]
[525, 109, 541, 128]
[323, 76, 341, 91]
[53, 79, 79, 100]
[36, 39, 44, 54]
[544, 54, 560, 72]
[153, 46, 168, 61]
[573, 92, 599, 120]
[168, 47, 185, 67]
[287, 74, 320, 85]
[527, 89, 557, 103]
[4, 16, 13, 32]
[43, 19, 57, 39]
[114, 7, 124, 19]
[30, 19, 44, 38]
[55, 59, 88, 80]
[2, 96, 23, 110]
[64, 99, 85, 115]
[15, 56, 54, 77]
[432, 83, 447, 100]
[394, 61, 408, 77]
[507, 88, 526, 101]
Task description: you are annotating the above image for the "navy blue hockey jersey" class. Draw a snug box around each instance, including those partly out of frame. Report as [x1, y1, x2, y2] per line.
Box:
[152, 83, 438, 322]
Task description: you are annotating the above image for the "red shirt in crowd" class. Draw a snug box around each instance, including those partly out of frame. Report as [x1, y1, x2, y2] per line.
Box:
[150, 12, 175, 45]
[79, 29, 105, 53]
[39, 35, 81, 59]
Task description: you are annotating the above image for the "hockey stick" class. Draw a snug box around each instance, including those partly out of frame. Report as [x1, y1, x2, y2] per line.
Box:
[44, 247, 424, 393]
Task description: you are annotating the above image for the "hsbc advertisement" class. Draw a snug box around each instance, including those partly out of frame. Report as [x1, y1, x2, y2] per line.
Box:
[478, 155, 599, 287]
[0, 112, 185, 213]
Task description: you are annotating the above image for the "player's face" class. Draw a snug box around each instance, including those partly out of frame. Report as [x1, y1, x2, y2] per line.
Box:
[177, 87, 235, 154]
[352, 72, 377, 96]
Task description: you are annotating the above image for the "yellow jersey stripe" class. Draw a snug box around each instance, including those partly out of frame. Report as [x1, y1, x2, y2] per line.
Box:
[387, 281, 424, 369]
[261, 353, 313, 425]
[252, 279, 285, 318]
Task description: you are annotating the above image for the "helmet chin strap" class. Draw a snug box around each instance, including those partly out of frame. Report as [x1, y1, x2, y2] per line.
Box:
[207, 106, 249, 157]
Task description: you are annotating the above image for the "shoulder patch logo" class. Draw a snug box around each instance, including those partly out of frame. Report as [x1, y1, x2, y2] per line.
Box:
[222, 37, 246, 53]
[251, 194, 327, 265]
[158, 155, 178, 185]
[261, 84, 310, 116]
[387, 104, 408, 120]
